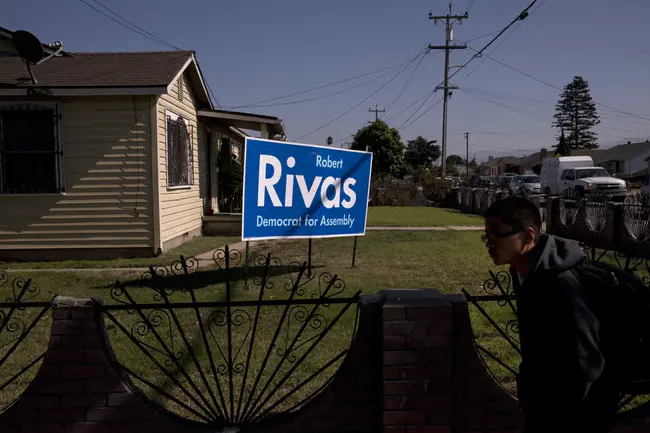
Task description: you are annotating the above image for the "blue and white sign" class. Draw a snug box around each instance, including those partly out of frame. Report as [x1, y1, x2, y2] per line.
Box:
[241, 138, 373, 241]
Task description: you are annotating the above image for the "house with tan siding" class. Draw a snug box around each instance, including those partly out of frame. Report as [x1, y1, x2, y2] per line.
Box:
[0, 27, 286, 261]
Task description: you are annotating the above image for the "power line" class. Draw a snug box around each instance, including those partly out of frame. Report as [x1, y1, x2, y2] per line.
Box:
[385, 51, 429, 113]
[225, 59, 416, 109]
[230, 66, 403, 109]
[397, 88, 437, 129]
[78, 0, 223, 107]
[459, 88, 550, 123]
[463, 20, 525, 79]
[463, 45, 650, 123]
[79, 0, 181, 50]
[399, 96, 445, 131]
[385, 92, 434, 122]
[292, 53, 422, 142]
[465, 0, 480, 13]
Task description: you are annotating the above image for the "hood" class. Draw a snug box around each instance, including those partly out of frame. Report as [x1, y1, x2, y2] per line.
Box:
[529, 234, 586, 275]
[579, 177, 625, 185]
[523, 182, 541, 188]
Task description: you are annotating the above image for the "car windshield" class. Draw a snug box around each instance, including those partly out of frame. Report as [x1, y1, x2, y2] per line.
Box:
[576, 168, 610, 179]
[521, 175, 539, 183]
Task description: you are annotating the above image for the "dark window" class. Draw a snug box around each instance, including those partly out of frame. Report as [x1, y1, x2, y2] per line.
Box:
[0, 104, 61, 194]
[166, 115, 193, 187]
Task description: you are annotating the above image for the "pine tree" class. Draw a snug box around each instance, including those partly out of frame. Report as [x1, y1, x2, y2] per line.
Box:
[555, 129, 571, 157]
[553, 76, 600, 149]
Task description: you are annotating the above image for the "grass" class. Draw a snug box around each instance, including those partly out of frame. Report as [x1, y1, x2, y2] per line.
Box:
[0, 230, 503, 420]
[366, 206, 482, 227]
[0, 236, 239, 270]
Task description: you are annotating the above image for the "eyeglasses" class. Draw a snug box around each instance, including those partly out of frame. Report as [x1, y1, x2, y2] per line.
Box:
[481, 229, 523, 245]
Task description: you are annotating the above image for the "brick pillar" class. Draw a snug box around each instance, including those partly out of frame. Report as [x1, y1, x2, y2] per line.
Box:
[1, 296, 192, 433]
[381, 289, 453, 433]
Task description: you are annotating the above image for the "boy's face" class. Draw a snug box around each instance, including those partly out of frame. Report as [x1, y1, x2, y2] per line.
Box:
[483, 217, 528, 266]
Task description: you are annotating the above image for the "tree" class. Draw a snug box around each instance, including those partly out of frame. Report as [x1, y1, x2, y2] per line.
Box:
[553, 76, 600, 149]
[469, 157, 478, 169]
[555, 128, 571, 157]
[404, 136, 441, 170]
[350, 120, 405, 177]
[446, 154, 464, 167]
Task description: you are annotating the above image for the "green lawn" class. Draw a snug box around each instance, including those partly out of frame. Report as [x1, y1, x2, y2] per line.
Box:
[367, 206, 483, 227]
[0, 236, 239, 270]
[1, 231, 511, 421]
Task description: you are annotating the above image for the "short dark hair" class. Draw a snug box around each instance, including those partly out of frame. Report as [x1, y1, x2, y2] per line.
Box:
[484, 197, 542, 240]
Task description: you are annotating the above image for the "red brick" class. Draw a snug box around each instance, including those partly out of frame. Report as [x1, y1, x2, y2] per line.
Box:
[70, 308, 95, 320]
[107, 392, 142, 407]
[85, 407, 139, 422]
[23, 395, 60, 409]
[384, 397, 406, 410]
[40, 380, 84, 394]
[51, 320, 96, 336]
[62, 366, 106, 380]
[58, 335, 102, 350]
[62, 394, 106, 408]
[384, 366, 408, 380]
[403, 395, 450, 411]
[406, 334, 450, 350]
[384, 381, 425, 396]
[20, 425, 64, 433]
[108, 423, 156, 433]
[46, 350, 84, 364]
[406, 306, 451, 321]
[53, 309, 73, 320]
[403, 365, 449, 381]
[384, 351, 418, 366]
[383, 321, 414, 336]
[383, 306, 406, 320]
[83, 350, 108, 364]
[64, 422, 109, 433]
[487, 399, 519, 414]
[406, 427, 450, 433]
[84, 377, 125, 393]
[37, 365, 61, 378]
[384, 427, 406, 433]
[41, 409, 85, 423]
[384, 336, 406, 350]
[383, 410, 427, 426]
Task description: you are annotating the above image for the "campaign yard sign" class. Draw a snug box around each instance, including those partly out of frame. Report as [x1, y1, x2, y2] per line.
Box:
[241, 138, 372, 241]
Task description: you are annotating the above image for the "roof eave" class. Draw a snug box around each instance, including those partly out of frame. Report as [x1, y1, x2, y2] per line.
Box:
[167, 54, 211, 109]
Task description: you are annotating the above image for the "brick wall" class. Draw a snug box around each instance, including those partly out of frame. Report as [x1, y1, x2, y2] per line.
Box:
[3, 293, 650, 432]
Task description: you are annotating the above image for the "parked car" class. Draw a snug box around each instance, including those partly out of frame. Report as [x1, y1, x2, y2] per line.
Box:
[509, 174, 541, 195]
[642, 175, 650, 195]
[498, 173, 518, 188]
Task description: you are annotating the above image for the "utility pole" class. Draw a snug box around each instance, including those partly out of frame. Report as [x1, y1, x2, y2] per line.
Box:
[368, 104, 385, 123]
[465, 132, 470, 180]
[429, 1, 467, 180]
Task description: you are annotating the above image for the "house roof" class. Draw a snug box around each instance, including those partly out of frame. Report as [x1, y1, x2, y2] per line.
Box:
[198, 109, 287, 138]
[0, 50, 193, 88]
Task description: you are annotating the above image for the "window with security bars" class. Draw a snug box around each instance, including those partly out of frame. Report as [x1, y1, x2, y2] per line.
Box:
[166, 114, 193, 187]
[0, 104, 62, 194]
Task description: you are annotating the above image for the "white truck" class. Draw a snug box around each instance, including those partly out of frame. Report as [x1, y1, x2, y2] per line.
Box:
[540, 156, 628, 200]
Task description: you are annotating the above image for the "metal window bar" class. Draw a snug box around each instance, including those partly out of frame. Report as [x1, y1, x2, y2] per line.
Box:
[167, 117, 193, 187]
[0, 104, 62, 194]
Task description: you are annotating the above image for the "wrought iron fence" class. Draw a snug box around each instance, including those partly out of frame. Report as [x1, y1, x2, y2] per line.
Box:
[0, 271, 53, 413]
[464, 189, 650, 413]
[100, 247, 360, 429]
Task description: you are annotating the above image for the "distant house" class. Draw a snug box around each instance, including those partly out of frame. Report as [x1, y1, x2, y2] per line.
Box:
[478, 156, 525, 176]
[0, 26, 286, 261]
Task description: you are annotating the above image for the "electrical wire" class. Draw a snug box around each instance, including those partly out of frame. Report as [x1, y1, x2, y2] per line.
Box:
[79, 0, 181, 50]
[397, 88, 438, 129]
[463, 20, 525, 79]
[229, 65, 404, 109]
[384, 92, 434, 123]
[398, 96, 444, 131]
[463, 45, 650, 123]
[465, 0, 480, 13]
[459, 88, 550, 123]
[78, 0, 224, 107]
[225, 58, 418, 109]
[384, 51, 430, 113]
[292, 52, 423, 142]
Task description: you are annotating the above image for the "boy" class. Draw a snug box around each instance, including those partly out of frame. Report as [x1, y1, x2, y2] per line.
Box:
[483, 196, 619, 433]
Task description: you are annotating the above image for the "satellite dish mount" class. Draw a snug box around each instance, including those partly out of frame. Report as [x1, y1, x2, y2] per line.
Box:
[12, 30, 55, 85]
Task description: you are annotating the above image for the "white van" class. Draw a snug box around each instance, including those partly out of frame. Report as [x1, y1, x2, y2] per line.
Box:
[540, 156, 628, 199]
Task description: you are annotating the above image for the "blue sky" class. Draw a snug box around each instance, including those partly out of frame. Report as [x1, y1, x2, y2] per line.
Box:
[4, 0, 650, 162]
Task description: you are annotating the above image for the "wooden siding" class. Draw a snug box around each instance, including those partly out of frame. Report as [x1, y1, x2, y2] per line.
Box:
[0, 96, 154, 251]
[158, 73, 203, 245]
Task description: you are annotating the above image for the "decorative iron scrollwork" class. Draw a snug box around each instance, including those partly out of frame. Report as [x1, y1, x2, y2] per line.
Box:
[100, 248, 359, 427]
[559, 187, 581, 226]
[623, 193, 650, 243]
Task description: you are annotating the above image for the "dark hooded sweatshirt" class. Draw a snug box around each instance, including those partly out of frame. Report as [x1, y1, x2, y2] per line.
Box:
[512, 234, 620, 433]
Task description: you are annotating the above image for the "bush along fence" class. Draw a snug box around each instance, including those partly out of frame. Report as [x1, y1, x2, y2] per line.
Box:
[3, 251, 650, 432]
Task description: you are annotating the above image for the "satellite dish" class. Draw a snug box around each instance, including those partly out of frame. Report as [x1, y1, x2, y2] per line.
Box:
[12, 30, 44, 64]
